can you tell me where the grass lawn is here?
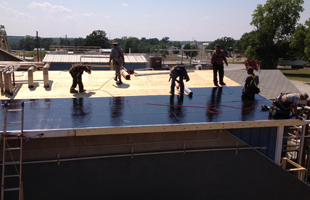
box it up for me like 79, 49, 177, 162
280, 68, 310, 82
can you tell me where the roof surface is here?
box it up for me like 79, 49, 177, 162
1, 86, 276, 132
1, 70, 304, 133
225, 70, 301, 100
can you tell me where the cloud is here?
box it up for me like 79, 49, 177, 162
28, 2, 72, 13
0, 3, 33, 18
63, 14, 78, 20
82, 13, 94, 17
122, 3, 128, 6
105, 15, 111, 19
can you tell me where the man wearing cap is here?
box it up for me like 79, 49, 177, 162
69, 64, 92, 93
242, 67, 260, 100
210, 44, 228, 86
109, 40, 125, 85
270, 92, 309, 118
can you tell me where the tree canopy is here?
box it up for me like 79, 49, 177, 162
19, 35, 35, 51
183, 44, 198, 58
290, 19, 310, 63
84, 30, 109, 48
210, 36, 235, 57
243, 0, 304, 69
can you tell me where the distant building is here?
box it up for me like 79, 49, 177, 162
202, 43, 209, 50
43, 54, 148, 70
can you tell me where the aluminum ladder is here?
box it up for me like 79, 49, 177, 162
1, 102, 24, 200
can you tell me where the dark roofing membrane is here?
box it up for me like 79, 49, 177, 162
1, 86, 277, 131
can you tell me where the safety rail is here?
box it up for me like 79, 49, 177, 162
1, 65, 20, 95
50, 45, 101, 52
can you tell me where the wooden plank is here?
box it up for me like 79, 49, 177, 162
75, 120, 305, 137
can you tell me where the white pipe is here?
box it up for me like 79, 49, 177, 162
43, 63, 50, 88
184, 86, 193, 97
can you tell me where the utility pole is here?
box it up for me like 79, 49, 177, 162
36, 31, 39, 62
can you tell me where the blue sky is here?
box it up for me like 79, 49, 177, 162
1, 0, 309, 41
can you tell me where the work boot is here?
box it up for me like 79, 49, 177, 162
220, 82, 226, 85
79, 89, 86, 93
214, 83, 219, 87
261, 105, 269, 111
70, 89, 78, 93
116, 81, 122, 85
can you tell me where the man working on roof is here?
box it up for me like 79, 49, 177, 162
69, 64, 91, 93
210, 44, 228, 87
242, 67, 260, 100
269, 93, 309, 118
109, 40, 125, 85
169, 65, 190, 96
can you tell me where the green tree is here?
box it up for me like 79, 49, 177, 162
235, 33, 252, 54
73, 37, 85, 46
183, 44, 198, 58
84, 30, 109, 48
290, 19, 310, 63
161, 37, 170, 43
170, 41, 182, 54
244, 0, 304, 69
159, 43, 169, 57
41, 38, 55, 50
210, 36, 235, 57
123, 37, 139, 53
19, 35, 35, 51
148, 38, 160, 45
10, 41, 20, 50
59, 38, 67, 46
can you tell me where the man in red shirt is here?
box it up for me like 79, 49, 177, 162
210, 44, 228, 86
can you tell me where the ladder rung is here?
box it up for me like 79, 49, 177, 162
282, 149, 299, 152
7, 121, 21, 124
283, 144, 299, 147
5, 147, 21, 151
4, 187, 20, 192
8, 109, 22, 112
4, 161, 21, 165
4, 174, 19, 178
4, 132, 22, 137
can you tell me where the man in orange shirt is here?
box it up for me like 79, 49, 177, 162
210, 44, 228, 86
